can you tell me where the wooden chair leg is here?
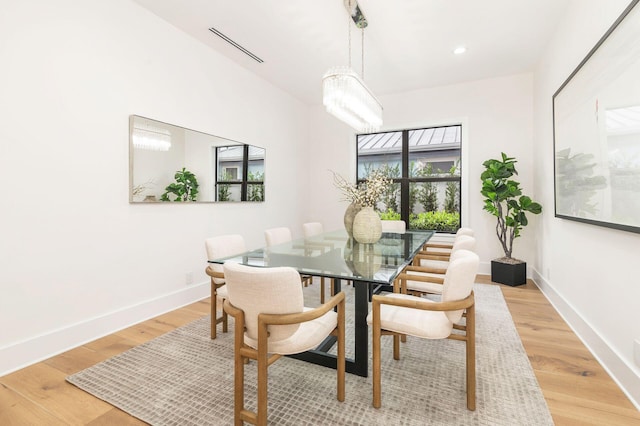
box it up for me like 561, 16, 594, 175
393, 334, 400, 360
210, 281, 217, 339
466, 304, 476, 411
257, 324, 269, 426
211, 282, 228, 338
232, 311, 245, 426
222, 308, 228, 333
320, 277, 325, 304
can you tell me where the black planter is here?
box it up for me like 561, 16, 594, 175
491, 259, 526, 286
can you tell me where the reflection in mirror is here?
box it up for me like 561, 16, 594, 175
129, 115, 265, 203
216, 145, 265, 201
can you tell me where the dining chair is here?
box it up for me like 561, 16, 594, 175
413, 234, 476, 270
368, 249, 479, 410
422, 227, 474, 253
265, 226, 313, 287
406, 235, 476, 296
264, 226, 293, 247
204, 234, 246, 339
302, 222, 334, 302
302, 221, 324, 237
223, 261, 345, 426
380, 219, 406, 233
402, 247, 475, 296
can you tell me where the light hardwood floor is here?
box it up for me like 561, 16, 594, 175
1, 277, 639, 425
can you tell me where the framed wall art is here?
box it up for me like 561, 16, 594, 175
553, 0, 640, 234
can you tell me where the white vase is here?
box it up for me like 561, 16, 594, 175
349, 241, 382, 278
352, 206, 382, 244
343, 202, 362, 236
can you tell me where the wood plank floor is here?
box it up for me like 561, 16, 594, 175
1, 278, 639, 425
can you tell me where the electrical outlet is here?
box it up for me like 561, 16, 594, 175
635, 339, 640, 367
185, 272, 193, 285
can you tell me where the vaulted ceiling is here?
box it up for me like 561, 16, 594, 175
133, 0, 571, 105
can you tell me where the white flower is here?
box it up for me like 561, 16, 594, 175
332, 169, 392, 208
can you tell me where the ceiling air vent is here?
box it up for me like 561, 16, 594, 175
208, 27, 264, 63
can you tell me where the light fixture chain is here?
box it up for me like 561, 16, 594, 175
348, 2, 352, 68
361, 27, 364, 80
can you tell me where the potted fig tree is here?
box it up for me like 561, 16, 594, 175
480, 153, 542, 286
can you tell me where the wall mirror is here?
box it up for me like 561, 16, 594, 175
129, 115, 265, 203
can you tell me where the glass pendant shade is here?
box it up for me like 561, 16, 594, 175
323, 66, 383, 133
132, 126, 171, 151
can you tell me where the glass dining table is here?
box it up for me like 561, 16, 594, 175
208, 228, 434, 377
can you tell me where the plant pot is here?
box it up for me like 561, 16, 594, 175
491, 258, 526, 286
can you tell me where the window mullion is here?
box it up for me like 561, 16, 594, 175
401, 130, 410, 224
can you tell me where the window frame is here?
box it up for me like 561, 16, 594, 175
356, 124, 463, 232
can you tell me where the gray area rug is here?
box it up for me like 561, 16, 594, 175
67, 283, 553, 425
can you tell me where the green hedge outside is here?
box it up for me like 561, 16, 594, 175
380, 210, 460, 233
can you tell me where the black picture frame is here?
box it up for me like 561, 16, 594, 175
553, 0, 640, 234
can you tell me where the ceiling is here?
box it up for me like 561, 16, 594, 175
132, 0, 571, 105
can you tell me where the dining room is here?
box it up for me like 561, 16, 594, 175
1, 0, 640, 425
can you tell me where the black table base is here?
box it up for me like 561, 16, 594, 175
287, 278, 370, 377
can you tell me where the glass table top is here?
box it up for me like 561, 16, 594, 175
208, 229, 434, 285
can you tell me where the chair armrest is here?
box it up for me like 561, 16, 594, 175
413, 254, 450, 267
294, 241, 336, 250
259, 291, 346, 326
397, 272, 444, 293
415, 252, 451, 260
403, 265, 446, 275
398, 272, 444, 285
205, 266, 225, 279
372, 291, 474, 312
423, 242, 454, 250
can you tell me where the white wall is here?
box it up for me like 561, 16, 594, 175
307, 73, 538, 276
0, 0, 309, 375
3, 2, 638, 410
532, 0, 640, 408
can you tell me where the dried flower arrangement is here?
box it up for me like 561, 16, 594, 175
332, 169, 392, 208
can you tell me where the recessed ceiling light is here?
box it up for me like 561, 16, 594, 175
453, 46, 467, 55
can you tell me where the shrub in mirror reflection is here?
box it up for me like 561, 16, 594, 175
160, 168, 199, 202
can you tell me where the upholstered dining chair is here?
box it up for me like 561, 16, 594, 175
204, 234, 246, 339
223, 262, 346, 426
406, 235, 476, 296
368, 249, 479, 410
265, 226, 313, 287
413, 234, 476, 271
264, 226, 293, 247
380, 219, 406, 233
402, 247, 475, 296
302, 222, 335, 303
302, 221, 324, 238
422, 227, 475, 253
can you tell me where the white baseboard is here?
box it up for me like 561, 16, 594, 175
479, 260, 491, 276
531, 268, 640, 410
0, 282, 210, 377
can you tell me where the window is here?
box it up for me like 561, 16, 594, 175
224, 167, 239, 180
215, 145, 265, 201
356, 125, 462, 232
